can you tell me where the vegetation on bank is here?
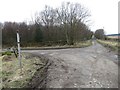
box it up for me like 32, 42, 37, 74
97, 39, 119, 51
0, 53, 49, 88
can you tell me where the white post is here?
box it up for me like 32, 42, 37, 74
17, 30, 22, 69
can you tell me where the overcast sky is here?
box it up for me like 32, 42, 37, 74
0, 0, 119, 34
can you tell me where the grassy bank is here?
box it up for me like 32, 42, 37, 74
97, 39, 119, 51
22, 40, 92, 50
0, 53, 50, 88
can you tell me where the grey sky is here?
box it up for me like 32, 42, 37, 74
0, 0, 119, 34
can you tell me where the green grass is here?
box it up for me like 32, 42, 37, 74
0, 53, 46, 88
2, 51, 12, 56
97, 39, 119, 51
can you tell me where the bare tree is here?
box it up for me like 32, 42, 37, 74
56, 2, 91, 44
37, 6, 57, 42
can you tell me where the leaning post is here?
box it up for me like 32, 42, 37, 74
16, 30, 22, 71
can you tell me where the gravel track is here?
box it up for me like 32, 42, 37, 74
23, 40, 118, 88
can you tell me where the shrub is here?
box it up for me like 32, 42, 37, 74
2, 51, 12, 56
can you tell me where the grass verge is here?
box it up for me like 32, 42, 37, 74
0, 53, 50, 88
97, 39, 119, 51
21, 40, 92, 50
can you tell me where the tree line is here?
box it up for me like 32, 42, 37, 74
1, 2, 93, 47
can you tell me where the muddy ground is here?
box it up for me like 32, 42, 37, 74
23, 40, 118, 88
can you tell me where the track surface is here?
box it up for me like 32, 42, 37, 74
23, 41, 118, 88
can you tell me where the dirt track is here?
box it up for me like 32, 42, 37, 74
23, 41, 118, 88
